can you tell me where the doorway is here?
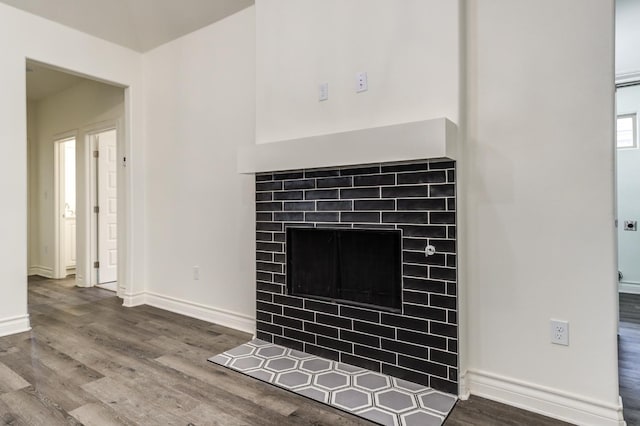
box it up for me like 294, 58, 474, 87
26, 59, 127, 298
616, 84, 640, 293
615, 82, 640, 424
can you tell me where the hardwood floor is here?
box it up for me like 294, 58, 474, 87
620, 292, 640, 425
0, 277, 570, 425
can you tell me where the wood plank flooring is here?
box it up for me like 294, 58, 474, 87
0, 277, 573, 425
619, 292, 640, 425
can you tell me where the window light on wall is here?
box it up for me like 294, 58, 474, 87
617, 113, 637, 149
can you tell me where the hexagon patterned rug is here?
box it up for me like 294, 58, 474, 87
208, 338, 457, 426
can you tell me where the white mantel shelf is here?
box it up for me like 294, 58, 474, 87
238, 118, 458, 174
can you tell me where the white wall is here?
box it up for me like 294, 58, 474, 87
28, 79, 124, 285
465, 0, 621, 423
0, 2, 144, 336
616, 0, 640, 76
141, 7, 256, 332
255, 0, 462, 143
616, 84, 640, 290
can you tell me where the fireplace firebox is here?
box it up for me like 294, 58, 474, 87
287, 228, 402, 311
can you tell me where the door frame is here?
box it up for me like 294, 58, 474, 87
82, 120, 123, 296
53, 131, 77, 280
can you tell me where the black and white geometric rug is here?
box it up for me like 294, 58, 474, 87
209, 339, 457, 426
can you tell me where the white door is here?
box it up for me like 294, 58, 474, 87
97, 129, 117, 284
54, 137, 77, 279
63, 140, 76, 273
65, 217, 76, 269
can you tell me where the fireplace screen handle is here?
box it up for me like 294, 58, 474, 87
425, 245, 436, 257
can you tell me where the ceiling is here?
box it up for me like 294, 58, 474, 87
0, 0, 254, 52
26, 61, 86, 101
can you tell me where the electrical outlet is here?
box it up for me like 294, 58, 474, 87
193, 266, 200, 281
319, 82, 328, 101
550, 319, 569, 346
356, 71, 368, 92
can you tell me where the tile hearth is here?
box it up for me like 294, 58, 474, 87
209, 338, 457, 426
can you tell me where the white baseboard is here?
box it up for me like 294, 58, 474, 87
28, 265, 53, 278
464, 370, 625, 426
121, 291, 146, 307
0, 315, 31, 337
143, 291, 255, 335
75, 274, 89, 288
618, 281, 640, 295
119, 291, 255, 337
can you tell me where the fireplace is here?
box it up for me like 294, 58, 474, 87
255, 160, 458, 394
287, 228, 402, 311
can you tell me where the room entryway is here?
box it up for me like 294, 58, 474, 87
615, 82, 640, 424
616, 83, 640, 294
26, 59, 126, 297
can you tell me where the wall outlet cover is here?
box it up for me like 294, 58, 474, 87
193, 265, 200, 280
356, 72, 368, 92
550, 319, 569, 346
319, 82, 328, 101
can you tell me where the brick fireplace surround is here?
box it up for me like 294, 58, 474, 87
253, 160, 458, 394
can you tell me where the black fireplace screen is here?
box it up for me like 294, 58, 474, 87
286, 228, 402, 311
